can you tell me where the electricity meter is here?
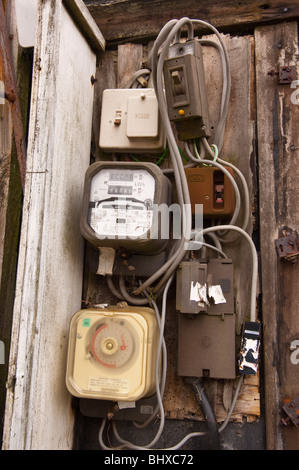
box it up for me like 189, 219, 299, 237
80, 161, 171, 254
65, 305, 160, 402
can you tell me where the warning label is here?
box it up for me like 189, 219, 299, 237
88, 376, 130, 395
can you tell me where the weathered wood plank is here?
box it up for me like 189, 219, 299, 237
0, 0, 26, 189
84, 0, 299, 44
2, 0, 101, 450
0, 53, 11, 291
117, 42, 143, 88
0, 0, 27, 445
91, 50, 117, 161
255, 21, 299, 450
63, 0, 106, 52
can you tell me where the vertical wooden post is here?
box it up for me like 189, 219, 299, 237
255, 21, 299, 450
2, 0, 104, 450
0, 0, 27, 445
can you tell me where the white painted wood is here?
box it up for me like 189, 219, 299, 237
14, 0, 37, 48
62, 0, 105, 53
2, 0, 104, 450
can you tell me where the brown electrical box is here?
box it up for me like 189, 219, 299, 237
176, 258, 236, 379
178, 313, 236, 379
185, 166, 235, 219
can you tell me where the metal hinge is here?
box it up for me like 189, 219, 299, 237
281, 396, 299, 427
268, 65, 296, 84
275, 230, 299, 263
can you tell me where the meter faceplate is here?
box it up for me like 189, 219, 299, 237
89, 167, 155, 240
80, 161, 171, 254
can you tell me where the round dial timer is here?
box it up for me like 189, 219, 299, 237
91, 319, 134, 368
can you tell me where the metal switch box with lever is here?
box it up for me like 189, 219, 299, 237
163, 40, 211, 140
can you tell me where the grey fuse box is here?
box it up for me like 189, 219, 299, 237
163, 40, 211, 141
178, 314, 236, 379
176, 258, 236, 379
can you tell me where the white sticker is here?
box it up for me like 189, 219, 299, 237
190, 282, 226, 306
96, 246, 115, 276
208, 285, 227, 305
190, 282, 209, 305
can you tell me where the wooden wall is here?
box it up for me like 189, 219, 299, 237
84, 0, 299, 44
1, 0, 299, 451
86, 34, 260, 428
82, 1, 299, 450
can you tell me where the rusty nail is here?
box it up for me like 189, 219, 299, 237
90, 75, 97, 85
268, 69, 279, 77
281, 417, 291, 426
290, 145, 296, 151
4, 91, 16, 104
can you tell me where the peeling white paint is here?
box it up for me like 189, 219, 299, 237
2, 0, 104, 451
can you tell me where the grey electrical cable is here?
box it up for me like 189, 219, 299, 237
122, 68, 151, 89
134, 19, 196, 296
106, 275, 124, 300
204, 232, 225, 258
216, 157, 251, 242
191, 19, 231, 152
134, 17, 233, 296
218, 375, 244, 433
132, 290, 168, 429
119, 276, 149, 305
190, 240, 227, 258
198, 39, 230, 155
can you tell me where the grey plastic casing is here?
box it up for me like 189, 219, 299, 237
80, 161, 172, 255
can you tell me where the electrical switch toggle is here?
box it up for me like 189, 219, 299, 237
171, 70, 185, 96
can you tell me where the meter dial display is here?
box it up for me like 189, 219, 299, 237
89, 168, 155, 239
90, 318, 135, 368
